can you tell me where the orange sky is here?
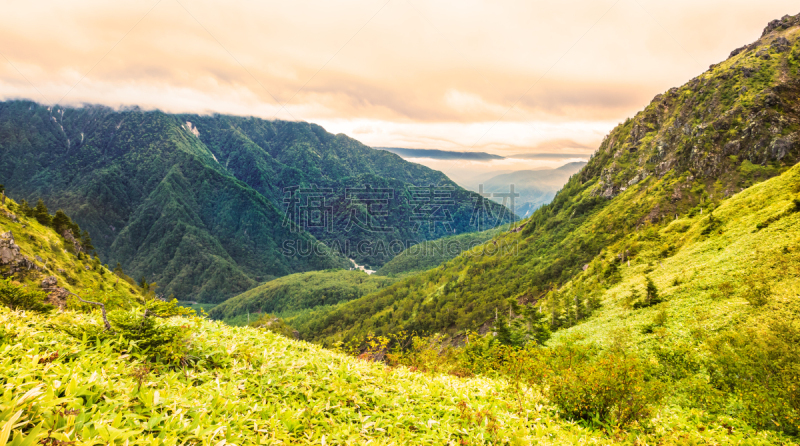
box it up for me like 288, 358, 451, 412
1, 1, 797, 156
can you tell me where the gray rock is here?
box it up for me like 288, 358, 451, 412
770, 137, 794, 160
0, 231, 38, 273
41, 276, 58, 288
771, 36, 790, 52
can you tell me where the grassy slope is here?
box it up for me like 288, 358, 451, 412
551, 156, 800, 350
294, 18, 800, 344
3, 308, 792, 445
375, 226, 504, 278
208, 270, 396, 326
0, 198, 140, 299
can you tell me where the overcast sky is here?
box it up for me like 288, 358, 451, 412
1, 1, 797, 156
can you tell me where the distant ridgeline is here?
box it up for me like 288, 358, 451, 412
0, 103, 512, 302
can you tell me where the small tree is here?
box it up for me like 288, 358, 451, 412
18, 199, 33, 217
52, 210, 73, 235
0, 278, 54, 313
33, 199, 52, 226
80, 229, 95, 253
645, 276, 661, 305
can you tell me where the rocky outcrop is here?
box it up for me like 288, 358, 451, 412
0, 209, 18, 223
40, 276, 69, 309
0, 231, 39, 275
62, 230, 82, 254
583, 12, 800, 200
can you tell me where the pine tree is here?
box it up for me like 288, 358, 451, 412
33, 199, 52, 226
80, 230, 95, 253
645, 276, 661, 306
52, 210, 72, 235
19, 199, 33, 217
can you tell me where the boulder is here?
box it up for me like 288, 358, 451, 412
0, 232, 38, 274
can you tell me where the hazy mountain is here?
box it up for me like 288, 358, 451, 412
481, 162, 588, 217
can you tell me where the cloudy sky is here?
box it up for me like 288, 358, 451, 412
1, 0, 796, 160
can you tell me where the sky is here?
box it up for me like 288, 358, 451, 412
1, 0, 797, 169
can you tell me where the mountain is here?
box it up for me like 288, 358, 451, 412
0, 102, 511, 302
374, 147, 504, 160
296, 12, 800, 343
374, 225, 505, 277
208, 269, 396, 325
0, 196, 140, 306
481, 161, 587, 217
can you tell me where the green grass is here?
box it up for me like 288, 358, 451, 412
4, 307, 796, 445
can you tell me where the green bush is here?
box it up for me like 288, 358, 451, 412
707, 316, 800, 436
546, 350, 663, 429
60, 298, 194, 365
0, 278, 53, 313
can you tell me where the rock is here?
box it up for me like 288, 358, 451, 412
756, 49, 771, 60
771, 36, 790, 52
61, 230, 82, 254
0, 209, 18, 222
35, 255, 44, 263
44, 287, 69, 310
582, 264, 589, 271
0, 231, 38, 274
741, 66, 756, 78
41, 276, 58, 288
762, 14, 799, 37
729, 44, 753, 58
770, 137, 794, 160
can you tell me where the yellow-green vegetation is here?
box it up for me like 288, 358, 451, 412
209, 270, 396, 327
4, 307, 796, 445
0, 198, 140, 302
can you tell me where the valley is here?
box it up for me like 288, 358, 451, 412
1, 7, 800, 446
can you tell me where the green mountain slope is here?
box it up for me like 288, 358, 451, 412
296, 13, 800, 343
0, 197, 140, 305
375, 225, 505, 277
0, 102, 510, 301
208, 270, 396, 325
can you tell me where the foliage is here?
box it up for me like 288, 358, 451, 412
707, 304, 800, 436
58, 297, 194, 364
0, 101, 510, 302
0, 278, 53, 313
210, 270, 395, 325
375, 226, 504, 277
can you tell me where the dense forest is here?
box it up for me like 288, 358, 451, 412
0, 104, 511, 301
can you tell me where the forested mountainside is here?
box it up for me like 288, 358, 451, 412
297, 13, 800, 343
0, 102, 510, 302
208, 270, 395, 326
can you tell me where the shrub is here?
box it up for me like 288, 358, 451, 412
547, 350, 663, 429
0, 278, 54, 313
707, 316, 800, 436
60, 298, 194, 365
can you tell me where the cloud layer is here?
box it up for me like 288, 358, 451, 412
1, 0, 797, 152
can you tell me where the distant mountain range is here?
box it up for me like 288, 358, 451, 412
0, 101, 511, 302
481, 162, 588, 217
375, 146, 591, 161
374, 147, 503, 160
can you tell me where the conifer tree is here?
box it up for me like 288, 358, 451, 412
80, 230, 95, 253
645, 276, 661, 306
33, 199, 52, 226
52, 210, 72, 235
19, 199, 33, 217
